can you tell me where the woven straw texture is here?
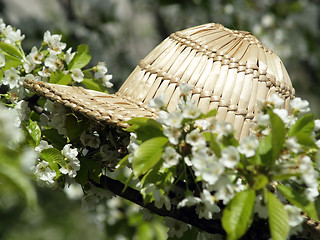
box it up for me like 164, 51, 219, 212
24, 23, 295, 139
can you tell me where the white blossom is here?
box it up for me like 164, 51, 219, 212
290, 97, 310, 113
268, 93, 284, 108
2, 68, 22, 89
162, 146, 181, 168
94, 62, 113, 88
179, 82, 192, 95
177, 194, 201, 208
314, 119, 320, 132
220, 146, 240, 168
163, 126, 181, 145
164, 217, 189, 238
254, 195, 268, 219
273, 108, 291, 124
60, 144, 80, 178
256, 113, 270, 127
3, 25, 25, 44
149, 95, 165, 109
44, 53, 63, 72
0, 53, 5, 68
181, 103, 202, 119
71, 68, 84, 83
165, 111, 183, 128
286, 137, 301, 154
186, 128, 206, 150
284, 205, 304, 227
35, 140, 53, 153
237, 135, 259, 158
0, 105, 23, 144
65, 47, 75, 65
34, 161, 56, 188
197, 189, 220, 219
43, 31, 66, 54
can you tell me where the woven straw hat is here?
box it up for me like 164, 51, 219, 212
24, 23, 295, 139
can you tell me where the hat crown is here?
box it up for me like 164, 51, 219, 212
117, 23, 294, 138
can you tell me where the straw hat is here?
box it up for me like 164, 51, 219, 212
23, 23, 295, 139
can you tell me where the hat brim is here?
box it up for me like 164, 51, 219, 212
23, 79, 157, 128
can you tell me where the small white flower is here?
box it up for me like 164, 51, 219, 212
186, 128, 206, 150
166, 111, 183, 128
65, 47, 75, 65
162, 146, 181, 168
71, 68, 84, 83
284, 205, 304, 227
179, 82, 193, 95
237, 135, 259, 158
43, 31, 66, 54
101, 74, 113, 88
214, 183, 234, 205
34, 161, 56, 188
268, 93, 284, 108
182, 104, 202, 119
44, 53, 63, 72
197, 189, 220, 219
212, 121, 234, 140
254, 195, 268, 219
163, 126, 181, 145
61, 144, 80, 178
194, 119, 210, 131
273, 108, 291, 124
201, 161, 224, 185
2, 68, 22, 89
256, 113, 270, 127
149, 95, 165, 109
0, 53, 5, 68
164, 217, 189, 238
220, 146, 240, 168
314, 119, 320, 132
286, 137, 301, 154
35, 140, 53, 153
177, 194, 201, 208
156, 110, 169, 125
3, 25, 25, 44
28, 46, 43, 64
290, 97, 310, 114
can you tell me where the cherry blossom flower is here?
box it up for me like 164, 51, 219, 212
149, 95, 165, 109
220, 146, 240, 168
34, 161, 56, 188
162, 146, 181, 168
290, 97, 310, 114
237, 135, 259, 158
0, 53, 5, 68
71, 68, 84, 83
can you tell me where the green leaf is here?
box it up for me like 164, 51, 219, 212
209, 133, 221, 158
76, 157, 101, 185
253, 174, 269, 190
268, 109, 286, 165
65, 114, 89, 142
28, 119, 41, 147
126, 117, 164, 141
0, 160, 37, 209
42, 128, 67, 149
289, 113, 314, 137
40, 148, 66, 168
81, 78, 107, 92
132, 137, 168, 177
222, 189, 255, 240
197, 109, 217, 120
267, 191, 289, 240
68, 44, 91, 70
49, 71, 72, 85
0, 42, 24, 59
277, 184, 318, 221
258, 134, 272, 165
295, 132, 316, 147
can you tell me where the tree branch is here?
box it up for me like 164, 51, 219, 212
92, 175, 226, 235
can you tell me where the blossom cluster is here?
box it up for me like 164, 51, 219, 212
126, 83, 320, 239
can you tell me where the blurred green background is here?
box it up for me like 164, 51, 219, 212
0, 0, 319, 239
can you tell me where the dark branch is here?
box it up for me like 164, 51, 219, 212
93, 175, 226, 235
